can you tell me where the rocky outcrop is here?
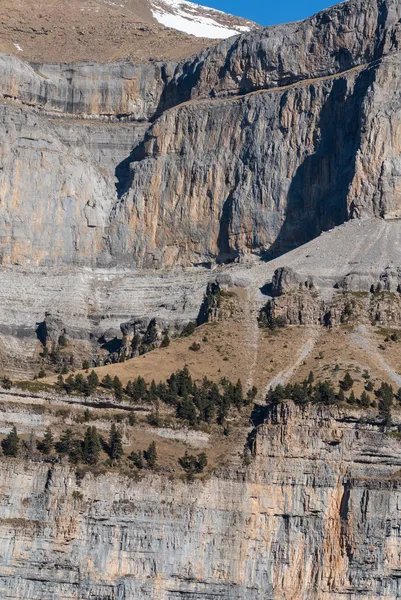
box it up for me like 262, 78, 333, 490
161, 0, 401, 104
2, 402, 401, 598
267, 263, 401, 327
0, 54, 170, 121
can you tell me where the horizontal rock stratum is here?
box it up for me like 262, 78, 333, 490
2, 402, 401, 598
1, 0, 401, 268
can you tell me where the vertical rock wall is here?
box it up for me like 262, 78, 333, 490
1, 403, 401, 598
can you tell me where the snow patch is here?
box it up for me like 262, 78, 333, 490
151, 0, 252, 39
13, 43, 23, 52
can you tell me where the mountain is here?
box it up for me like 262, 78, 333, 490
3, 0, 401, 598
0, 0, 258, 63
150, 0, 257, 38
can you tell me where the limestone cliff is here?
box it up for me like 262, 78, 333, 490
2, 0, 401, 267
1, 402, 401, 598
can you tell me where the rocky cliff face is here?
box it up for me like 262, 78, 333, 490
266, 265, 401, 327
2, 0, 401, 268
1, 402, 401, 599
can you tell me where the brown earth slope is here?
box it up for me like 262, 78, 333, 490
0, 0, 257, 63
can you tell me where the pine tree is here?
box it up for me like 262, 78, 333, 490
314, 381, 336, 405
1, 426, 20, 457
37, 426, 54, 455
82, 360, 90, 371
337, 388, 345, 403
347, 391, 356, 405
56, 429, 75, 455
64, 374, 75, 393
233, 379, 243, 408
291, 383, 309, 405
245, 386, 258, 405
143, 319, 157, 346
87, 370, 99, 392
340, 371, 354, 391
144, 441, 157, 469
74, 373, 85, 393
377, 382, 393, 425
149, 379, 157, 401
179, 451, 208, 481
109, 423, 123, 460
56, 374, 64, 391
129, 450, 143, 469
176, 397, 197, 425
113, 376, 123, 400
101, 374, 113, 389
82, 426, 101, 465
360, 391, 371, 408
125, 381, 134, 398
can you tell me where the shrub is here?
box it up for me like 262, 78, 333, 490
1, 377, 12, 390
58, 333, 68, 347
161, 333, 170, 348
182, 322, 196, 337
189, 342, 201, 352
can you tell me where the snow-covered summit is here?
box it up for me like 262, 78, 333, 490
150, 0, 258, 38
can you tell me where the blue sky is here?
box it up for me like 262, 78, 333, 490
199, 0, 336, 26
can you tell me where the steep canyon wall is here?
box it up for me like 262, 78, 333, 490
2, 0, 401, 268
1, 403, 401, 598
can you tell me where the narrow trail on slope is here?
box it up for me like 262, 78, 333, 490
244, 287, 262, 391
265, 329, 320, 394
351, 325, 401, 387
162, 62, 368, 117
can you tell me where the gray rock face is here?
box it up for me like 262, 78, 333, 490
0, 54, 169, 121
268, 266, 401, 327
272, 266, 317, 296
2, 402, 401, 598
161, 0, 401, 104
2, 0, 401, 268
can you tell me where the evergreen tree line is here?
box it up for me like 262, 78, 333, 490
1, 424, 124, 465
1, 426, 208, 479
267, 370, 399, 426
57, 366, 257, 427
